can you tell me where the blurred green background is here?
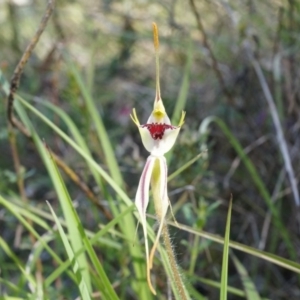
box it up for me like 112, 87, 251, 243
0, 0, 300, 299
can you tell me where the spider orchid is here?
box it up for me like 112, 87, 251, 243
131, 23, 185, 295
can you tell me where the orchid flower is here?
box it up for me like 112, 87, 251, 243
131, 23, 185, 295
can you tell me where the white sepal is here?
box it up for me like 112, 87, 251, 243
134, 156, 156, 294
138, 125, 181, 156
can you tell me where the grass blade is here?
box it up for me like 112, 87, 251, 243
231, 253, 261, 300
220, 196, 232, 300
35, 140, 92, 293
67, 58, 123, 186
168, 151, 207, 182
166, 39, 193, 163
167, 220, 300, 274
0, 195, 77, 285
171, 39, 193, 125
46, 202, 91, 300
43, 141, 119, 299
0, 237, 36, 292
191, 276, 269, 300
0, 278, 30, 298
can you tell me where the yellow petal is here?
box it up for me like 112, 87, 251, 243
150, 156, 169, 269
178, 111, 186, 126
130, 108, 140, 126
152, 98, 166, 121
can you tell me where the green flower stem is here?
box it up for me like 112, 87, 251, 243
151, 158, 188, 298
162, 223, 188, 300
188, 234, 200, 275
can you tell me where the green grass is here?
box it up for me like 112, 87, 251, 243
1, 2, 300, 298
220, 196, 232, 300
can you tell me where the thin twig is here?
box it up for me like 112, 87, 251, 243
258, 168, 285, 250
52, 151, 112, 220
189, 0, 234, 104
5, 101, 112, 220
8, 126, 27, 204
271, 7, 284, 121
271, 7, 284, 67
5, 1, 56, 288
4, 0, 111, 219
250, 55, 300, 207
223, 135, 269, 189
7, 0, 55, 135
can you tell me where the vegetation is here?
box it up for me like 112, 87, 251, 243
0, 0, 300, 299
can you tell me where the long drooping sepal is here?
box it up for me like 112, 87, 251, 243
135, 156, 156, 294
149, 156, 169, 269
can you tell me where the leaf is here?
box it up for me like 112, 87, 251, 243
220, 196, 232, 300
231, 253, 261, 300
47, 202, 92, 300
166, 220, 300, 275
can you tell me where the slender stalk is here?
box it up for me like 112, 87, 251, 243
150, 158, 187, 297
8, 125, 45, 294
188, 234, 200, 275
152, 23, 161, 101
162, 223, 188, 300
251, 57, 299, 207
189, 0, 234, 104
7, 0, 55, 135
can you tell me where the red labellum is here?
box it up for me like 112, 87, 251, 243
142, 123, 175, 140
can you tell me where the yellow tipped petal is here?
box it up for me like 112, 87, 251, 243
147, 266, 157, 295
178, 111, 186, 127
130, 108, 140, 126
